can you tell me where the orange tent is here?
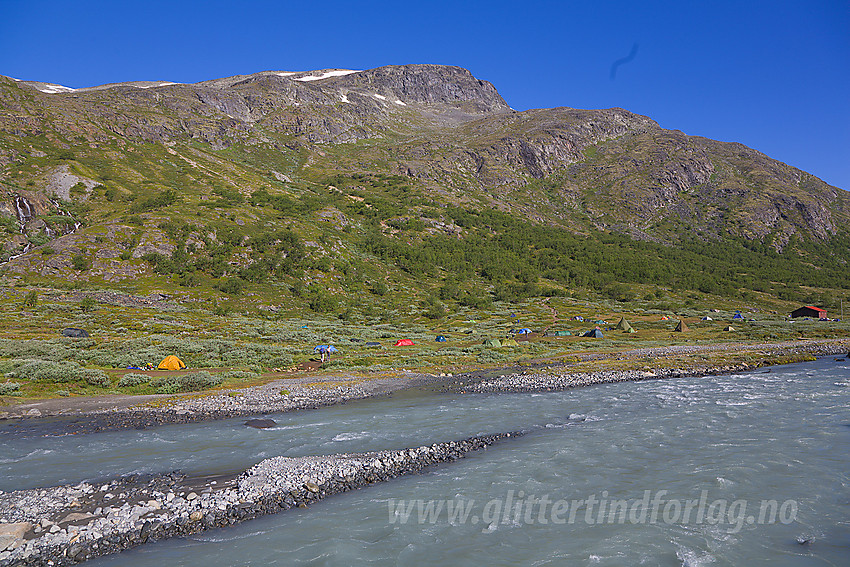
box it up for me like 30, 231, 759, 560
158, 355, 186, 370
394, 339, 414, 346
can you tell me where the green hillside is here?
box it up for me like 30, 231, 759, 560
0, 64, 848, 325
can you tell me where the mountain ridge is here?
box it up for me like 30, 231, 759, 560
0, 63, 847, 313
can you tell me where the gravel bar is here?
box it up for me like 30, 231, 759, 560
469, 340, 850, 393
1, 380, 381, 436
0, 432, 519, 566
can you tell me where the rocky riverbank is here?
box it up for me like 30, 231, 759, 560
0, 432, 517, 566
468, 340, 850, 393
0, 377, 400, 436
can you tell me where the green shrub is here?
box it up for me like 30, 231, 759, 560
422, 299, 447, 320
371, 281, 388, 296
476, 349, 509, 363
28, 232, 51, 246
0, 382, 21, 395
179, 272, 201, 287
6, 359, 75, 382
84, 371, 111, 387
70, 182, 87, 196
216, 277, 244, 295
308, 289, 339, 313
149, 371, 222, 394
117, 373, 150, 387
213, 304, 232, 316
4, 359, 109, 387
129, 188, 180, 213
72, 254, 90, 271
23, 291, 38, 308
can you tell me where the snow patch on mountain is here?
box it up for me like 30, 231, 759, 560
138, 82, 179, 89
295, 70, 360, 82
37, 83, 76, 94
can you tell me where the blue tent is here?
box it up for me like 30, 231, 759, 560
518, 328, 532, 334
365, 342, 381, 347
435, 336, 447, 342
732, 313, 744, 320
583, 329, 604, 338
313, 345, 338, 354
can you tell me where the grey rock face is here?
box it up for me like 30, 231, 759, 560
334, 64, 510, 113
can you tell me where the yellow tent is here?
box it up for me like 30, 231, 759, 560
158, 355, 186, 370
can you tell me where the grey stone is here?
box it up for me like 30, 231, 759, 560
60, 512, 95, 524
244, 418, 276, 429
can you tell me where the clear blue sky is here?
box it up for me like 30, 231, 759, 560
1, 0, 847, 190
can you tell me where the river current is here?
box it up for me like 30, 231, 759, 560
2, 357, 848, 565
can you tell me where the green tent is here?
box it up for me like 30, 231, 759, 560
483, 338, 502, 347
502, 338, 519, 346
554, 330, 572, 336
625, 327, 637, 333
615, 317, 633, 331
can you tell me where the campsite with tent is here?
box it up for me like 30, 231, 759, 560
1, 285, 847, 402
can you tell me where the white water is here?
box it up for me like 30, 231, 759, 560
3, 357, 848, 565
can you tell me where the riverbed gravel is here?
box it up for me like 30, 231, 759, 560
468, 340, 850, 393
0, 432, 517, 566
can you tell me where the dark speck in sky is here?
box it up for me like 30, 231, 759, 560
610, 43, 639, 80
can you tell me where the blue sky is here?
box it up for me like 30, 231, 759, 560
1, 0, 847, 190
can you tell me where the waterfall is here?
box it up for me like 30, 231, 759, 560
14, 195, 34, 232
49, 199, 82, 235
6, 243, 31, 262
1, 196, 82, 264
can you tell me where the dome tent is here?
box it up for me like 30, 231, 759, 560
158, 355, 185, 370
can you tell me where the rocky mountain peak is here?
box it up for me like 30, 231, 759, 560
331, 64, 511, 114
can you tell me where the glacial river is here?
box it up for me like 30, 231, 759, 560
2, 357, 849, 566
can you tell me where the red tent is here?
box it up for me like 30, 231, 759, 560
394, 339, 414, 346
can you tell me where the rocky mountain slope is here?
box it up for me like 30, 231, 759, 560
0, 64, 847, 312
